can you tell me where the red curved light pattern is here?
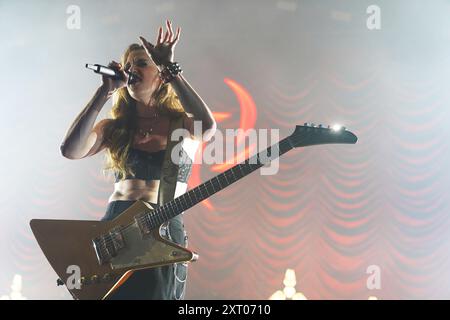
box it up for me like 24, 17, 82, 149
188, 78, 257, 211
211, 78, 257, 172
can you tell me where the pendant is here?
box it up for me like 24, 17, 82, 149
143, 129, 152, 137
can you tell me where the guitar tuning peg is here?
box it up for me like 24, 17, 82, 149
304, 122, 309, 126
318, 124, 323, 128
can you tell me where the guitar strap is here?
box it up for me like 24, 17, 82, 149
157, 115, 185, 206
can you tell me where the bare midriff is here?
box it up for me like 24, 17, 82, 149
108, 179, 160, 203
107, 113, 171, 204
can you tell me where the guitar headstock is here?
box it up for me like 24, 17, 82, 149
288, 123, 358, 148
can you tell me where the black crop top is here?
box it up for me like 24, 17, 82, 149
114, 148, 192, 183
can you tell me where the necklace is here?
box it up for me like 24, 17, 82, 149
136, 112, 159, 138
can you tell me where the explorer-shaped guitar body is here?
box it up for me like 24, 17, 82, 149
30, 200, 196, 300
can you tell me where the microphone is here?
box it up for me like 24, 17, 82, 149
85, 63, 126, 80
85, 63, 140, 85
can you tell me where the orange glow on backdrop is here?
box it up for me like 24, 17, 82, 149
189, 78, 258, 210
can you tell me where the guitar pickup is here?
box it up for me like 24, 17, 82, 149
92, 227, 125, 265
135, 212, 155, 237
109, 227, 125, 252
92, 236, 111, 265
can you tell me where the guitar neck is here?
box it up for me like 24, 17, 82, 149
145, 137, 294, 226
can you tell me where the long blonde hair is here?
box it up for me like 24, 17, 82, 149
102, 43, 185, 180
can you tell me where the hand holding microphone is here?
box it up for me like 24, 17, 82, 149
86, 61, 128, 94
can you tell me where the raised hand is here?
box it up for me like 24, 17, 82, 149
139, 19, 181, 67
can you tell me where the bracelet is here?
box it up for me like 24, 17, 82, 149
159, 62, 182, 84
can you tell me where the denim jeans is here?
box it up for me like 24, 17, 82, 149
102, 200, 188, 300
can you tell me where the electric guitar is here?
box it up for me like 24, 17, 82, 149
30, 123, 357, 300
